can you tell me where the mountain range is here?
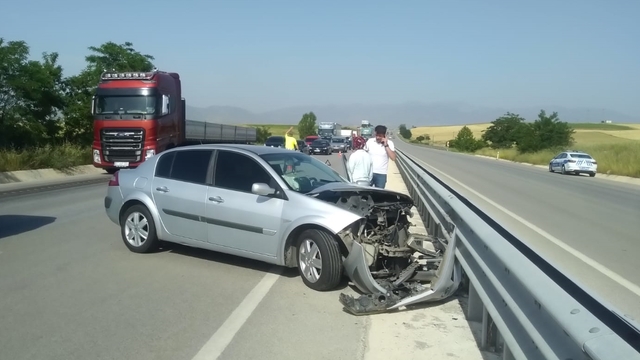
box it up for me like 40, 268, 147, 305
185, 101, 639, 127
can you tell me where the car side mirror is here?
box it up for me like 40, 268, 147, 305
252, 183, 276, 196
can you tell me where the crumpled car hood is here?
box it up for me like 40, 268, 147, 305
306, 182, 414, 206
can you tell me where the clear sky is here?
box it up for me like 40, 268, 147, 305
1, 0, 638, 115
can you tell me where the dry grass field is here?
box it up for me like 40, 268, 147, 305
410, 122, 640, 178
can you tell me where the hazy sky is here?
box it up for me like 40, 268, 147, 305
1, 0, 638, 115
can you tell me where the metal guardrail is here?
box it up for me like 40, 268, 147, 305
394, 149, 640, 360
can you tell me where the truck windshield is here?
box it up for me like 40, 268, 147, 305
94, 95, 157, 115
318, 129, 333, 137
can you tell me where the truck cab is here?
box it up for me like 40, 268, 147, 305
92, 70, 184, 173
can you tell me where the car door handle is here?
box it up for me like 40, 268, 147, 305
156, 186, 169, 193
209, 196, 224, 203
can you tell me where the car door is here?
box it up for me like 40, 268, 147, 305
152, 149, 213, 242
204, 149, 286, 257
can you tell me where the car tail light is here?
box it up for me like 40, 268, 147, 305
108, 172, 120, 186
567, 159, 576, 163
592, 161, 597, 164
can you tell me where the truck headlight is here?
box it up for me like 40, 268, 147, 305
145, 149, 155, 159
93, 150, 101, 164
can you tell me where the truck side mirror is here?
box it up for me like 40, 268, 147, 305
91, 96, 96, 114
161, 95, 169, 115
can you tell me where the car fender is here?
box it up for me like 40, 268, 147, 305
278, 212, 362, 263
120, 190, 164, 238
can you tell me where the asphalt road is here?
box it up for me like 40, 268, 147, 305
0, 153, 367, 360
395, 140, 640, 323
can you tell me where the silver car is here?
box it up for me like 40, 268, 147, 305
104, 144, 443, 314
330, 137, 348, 153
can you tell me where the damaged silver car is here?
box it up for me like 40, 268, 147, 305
104, 144, 450, 315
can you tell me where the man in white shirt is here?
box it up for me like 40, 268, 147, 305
347, 136, 372, 186
364, 125, 396, 188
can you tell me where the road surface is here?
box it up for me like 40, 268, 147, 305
0, 154, 367, 360
396, 140, 640, 323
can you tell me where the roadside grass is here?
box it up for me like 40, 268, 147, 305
475, 132, 640, 178
408, 122, 640, 177
244, 124, 300, 139
0, 143, 91, 172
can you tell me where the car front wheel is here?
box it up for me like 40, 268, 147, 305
296, 229, 343, 291
120, 204, 159, 253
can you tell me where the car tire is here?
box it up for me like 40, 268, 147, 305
589, 172, 596, 177
120, 204, 159, 254
561, 165, 567, 175
296, 229, 343, 291
549, 164, 554, 172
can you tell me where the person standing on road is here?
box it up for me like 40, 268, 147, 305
364, 125, 396, 188
347, 136, 372, 186
284, 126, 298, 151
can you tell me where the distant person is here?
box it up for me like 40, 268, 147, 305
284, 126, 298, 151
364, 125, 396, 188
347, 136, 372, 186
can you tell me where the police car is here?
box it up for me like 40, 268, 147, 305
548, 150, 598, 177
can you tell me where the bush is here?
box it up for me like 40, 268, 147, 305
0, 143, 91, 172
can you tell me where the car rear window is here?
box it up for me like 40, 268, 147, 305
570, 153, 593, 159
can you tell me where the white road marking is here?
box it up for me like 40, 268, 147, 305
411, 156, 640, 298
191, 267, 282, 360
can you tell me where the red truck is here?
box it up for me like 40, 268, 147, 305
91, 69, 257, 174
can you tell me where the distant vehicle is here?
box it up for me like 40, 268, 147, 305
549, 150, 598, 177
104, 144, 439, 314
309, 139, 331, 155
318, 122, 341, 139
360, 120, 373, 139
91, 70, 256, 174
304, 135, 319, 145
297, 140, 309, 154
264, 136, 285, 148
330, 136, 349, 153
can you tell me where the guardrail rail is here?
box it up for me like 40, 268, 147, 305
393, 149, 640, 360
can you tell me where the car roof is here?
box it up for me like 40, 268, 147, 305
167, 143, 296, 156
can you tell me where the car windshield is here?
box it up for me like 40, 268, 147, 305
311, 140, 328, 146
260, 152, 346, 193
332, 138, 345, 143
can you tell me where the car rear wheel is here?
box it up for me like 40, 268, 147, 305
120, 204, 159, 253
296, 229, 343, 291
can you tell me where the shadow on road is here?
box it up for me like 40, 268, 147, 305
0, 214, 57, 239
0, 172, 20, 184
156, 242, 350, 290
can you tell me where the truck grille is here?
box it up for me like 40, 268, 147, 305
100, 128, 145, 163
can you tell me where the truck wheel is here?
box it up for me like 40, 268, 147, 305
106, 168, 118, 174
120, 204, 159, 253
296, 229, 343, 291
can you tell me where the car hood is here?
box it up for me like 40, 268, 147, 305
306, 182, 414, 206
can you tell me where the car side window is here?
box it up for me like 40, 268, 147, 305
214, 150, 275, 193
155, 152, 175, 178
169, 149, 213, 185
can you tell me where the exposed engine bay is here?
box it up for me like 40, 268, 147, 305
312, 188, 448, 315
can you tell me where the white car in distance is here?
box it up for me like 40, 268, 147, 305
549, 150, 598, 177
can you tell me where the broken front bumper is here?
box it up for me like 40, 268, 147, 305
340, 232, 462, 315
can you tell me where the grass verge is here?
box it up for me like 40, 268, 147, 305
475, 141, 640, 178
0, 143, 92, 172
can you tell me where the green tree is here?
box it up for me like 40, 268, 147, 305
514, 110, 574, 153
0, 38, 66, 148
450, 126, 484, 152
297, 111, 317, 139
62, 41, 155, 145
398, 124, 412, 139
256, 125, 272, 143
481, 112, 526, 149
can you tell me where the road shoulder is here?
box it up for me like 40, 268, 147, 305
363, 160, 493, 360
